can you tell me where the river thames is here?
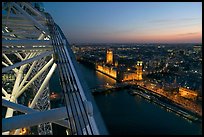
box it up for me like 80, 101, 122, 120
50, 62, 202, 135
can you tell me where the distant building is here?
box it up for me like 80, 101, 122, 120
96, 49, 117, 79
96, 64, 117, 79
115, 61, 118, 67
106, 50, 113, 65
162, 83, 178, 93
179, 87, 198, 100
122, 72, 137, 81
120, 61, 143, 81
193, 45, 202, 53
136, 61, 143, 80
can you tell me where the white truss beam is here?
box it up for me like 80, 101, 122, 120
11, 2, 49, 35
26, 51, 37, 59
2, 53, 14, 65
2, 96, 9, 100
2, 107, 67, 132
2, 14, 45, 23
2, 61, 18, 73
2, 35, 18, 40
2, 61, 9, 67
2, 88, 9, 98
2, 51, 53, 73
38, 33, 45, 40
2, 19, 45, 27
14, 53, 24, 61
30, 63, 57, 108
3, 47, 52, 53
11, 62, 28, 97
5, 95, 16, 119
2, 39, 52, 46
15, 58, 54, 98
6, 3, 11, 26
18, 61, 37, 90
21, 2, 46, 20
2, 99, 69, 128
3, 99, 35, 113
3, 30, 29, 36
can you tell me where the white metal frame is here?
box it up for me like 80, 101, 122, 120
2, 2, 57, 135
2, 2, 106, 135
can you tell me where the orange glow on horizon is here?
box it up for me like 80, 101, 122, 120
90, 26, 202, 43
102, 32, 202, 43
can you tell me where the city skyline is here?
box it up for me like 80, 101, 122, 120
2, 2, 202, 135
44, 2, 202, 44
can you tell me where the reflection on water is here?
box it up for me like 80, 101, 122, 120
95, 71, 116, 86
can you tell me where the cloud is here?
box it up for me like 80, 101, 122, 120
150, 19, 173, 23
177, 32, 199, 36
149, 18, 199, 24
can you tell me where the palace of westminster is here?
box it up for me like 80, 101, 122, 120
96, 49, 143, 82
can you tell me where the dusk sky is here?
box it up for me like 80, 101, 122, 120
44, 2, 202, 44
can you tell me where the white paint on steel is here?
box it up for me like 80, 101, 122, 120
11, 2, 49, 35
2, 107, 67, 132
2, 99, 69, 128
2, 39, 52, 46
30, 63, 57, 108
16, 58, 54, 98
2, 51, 53, 73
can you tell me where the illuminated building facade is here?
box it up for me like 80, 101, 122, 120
136, 61, 143, 80
121, 61, 143, 81
179, 87, 198, 100
115, 61, 118, 67
96, 65, 117, 79
96, 49, 143, 82
106, 50, 113, 65
122, 72, 137, 81
96, 50, 116, 79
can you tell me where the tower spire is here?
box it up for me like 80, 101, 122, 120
106, 49, 113, 65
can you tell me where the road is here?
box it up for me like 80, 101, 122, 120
129, 81, 202, 117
